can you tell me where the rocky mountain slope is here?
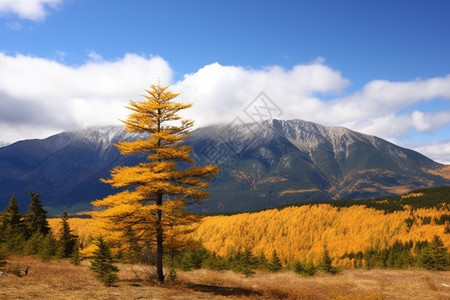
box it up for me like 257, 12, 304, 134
1, 119, 449, 214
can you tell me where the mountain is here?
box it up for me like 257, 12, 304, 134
190, 119, 450, 212
0, 127, 147, 214
1, 119, 449, 215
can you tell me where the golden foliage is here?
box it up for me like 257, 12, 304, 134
191, 204, 450, 266
48, 217, 100, 256
50, 203, 449, 266
90, 84, 219, 279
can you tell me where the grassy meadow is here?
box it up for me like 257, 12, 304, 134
0, 255, 449, 299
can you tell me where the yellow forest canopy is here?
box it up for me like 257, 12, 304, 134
192, 204, 450, 266
49, 203, 450, 265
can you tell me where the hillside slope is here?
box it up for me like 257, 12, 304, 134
0, 127, 146, 213
192, 187, 450, 266
1, 119, 449, 214
48, 187, 450, 268
189, 119, 449, 212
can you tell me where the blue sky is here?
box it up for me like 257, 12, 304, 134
0, 0, 450, 163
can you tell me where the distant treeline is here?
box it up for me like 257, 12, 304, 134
285, 186, 450, 213
201, 186, 450, 217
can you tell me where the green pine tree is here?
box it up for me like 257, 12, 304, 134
202, 252, 228, 270
24, 193, 50, 236
320, 246, 338, 274
90, 237, 119, 286
269, 250, 282, 272
419, 235, 449, 271
38, 231, 57, 260
292, 260, 317, 276
228, 248, 256, 276
1, 196, 22, 229
24, 232, 45, 255
1, 196, 26, 253
58, 211, 78, 258
70, 240, 81, 265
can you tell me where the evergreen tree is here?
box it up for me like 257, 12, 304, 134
292, 260, 317, 276
0, 196, 25, 253
70, 240, 81, 265
179, 248, 208, 270
24, 232, 45, 255
320, 246, 337, 274
90, 237, 119, 286
58, 211, 78, 258
419, 235, 449, 271
92, 84, 219, 283
202, 252, 228, 270
269, 250, 282, 272
228, 248, 257, 276
430, 235, 449, 270
24, 193, 50, 236
292, 260, 304, 274
256, 251, 270, 270
39, 231, 57, 260
1, 196, 22, 229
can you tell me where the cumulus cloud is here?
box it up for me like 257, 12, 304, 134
321, 76, 450, 120
411, 110, 450, 134
313, 76, 450, 138
413, 141, 450, 165
1, 52, 450, 164
173, 62, 349, 127
0, 0, 65, 20
0, 52, 172, 141
172, 63, 450, 144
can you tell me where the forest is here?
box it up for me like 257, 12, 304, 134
1, 187, 449, 282
190, 187, 450, 272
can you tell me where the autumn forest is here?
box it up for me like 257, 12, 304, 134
1, 84, 449, 298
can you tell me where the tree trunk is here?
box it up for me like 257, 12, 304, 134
156, 192, 164, 283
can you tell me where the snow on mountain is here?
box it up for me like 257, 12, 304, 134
0, 120, 449, 215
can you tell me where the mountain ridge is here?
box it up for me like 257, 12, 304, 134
188, 119, 447, 212
0, 119, 448, 215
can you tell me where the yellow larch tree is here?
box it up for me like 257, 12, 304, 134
91, 84, 219, 283
192, 204, 450, 267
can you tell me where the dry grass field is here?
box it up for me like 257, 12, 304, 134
0, 256, 449, 299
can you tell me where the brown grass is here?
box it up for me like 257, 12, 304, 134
426, 166, 450, 180
279, 188, 320, 196
401, 192, 425, 199
1, 256, 449, 299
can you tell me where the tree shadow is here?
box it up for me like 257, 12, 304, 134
186, 283, 263, 297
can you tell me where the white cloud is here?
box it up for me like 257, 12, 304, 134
348, 114, 412, 139
1, 52, 450, 164
173, 62, 349, 127
412, 140, 450, 165
312, 76, 450, 138
0, 53, 172, 141
411, 110, 450, 134
87, 50, 102, 62
173, 63, 450, 143
0, 0, 65, 20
